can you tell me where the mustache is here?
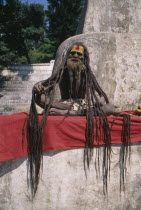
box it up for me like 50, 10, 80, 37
66, 58, 82, 71
67, 57, 81, 62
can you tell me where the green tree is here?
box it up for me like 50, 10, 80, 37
0, 41, 16, 69
0, 0, 45, 64
0, 0, 86, 66
29, 38, 55, 63
46, 0, 85, 56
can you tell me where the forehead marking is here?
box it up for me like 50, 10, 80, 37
76, 45, 80, 50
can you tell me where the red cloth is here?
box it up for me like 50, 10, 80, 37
0, 111, 141, 162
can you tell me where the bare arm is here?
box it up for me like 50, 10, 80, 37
34, 82, 71, 110
35, 93, 71, 110
34, 83, 115, 115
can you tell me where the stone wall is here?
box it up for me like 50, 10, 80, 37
1, 147, 141, 210
51, 0, 141, 111
76, 0, 141, 111
0, 62, 54, 114
83, 0, 141, 34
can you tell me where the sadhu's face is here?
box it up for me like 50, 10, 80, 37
68, 44, 84, 62
66, 45, 84, 72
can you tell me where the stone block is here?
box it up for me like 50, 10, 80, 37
83, 0, 141, 34
1, 147, 141, 209
57, 32, 141, 110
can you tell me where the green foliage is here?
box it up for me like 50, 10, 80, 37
0, 40, 17, 68
0, 0, 46, 65
4, 106, 14, 111
29, 39, 55, 63
0, 0, 85, 66
46, 0, 85, 54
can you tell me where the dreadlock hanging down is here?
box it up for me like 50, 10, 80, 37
26, 42, 131, 198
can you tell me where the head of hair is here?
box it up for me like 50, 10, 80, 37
26, 42, 131, 198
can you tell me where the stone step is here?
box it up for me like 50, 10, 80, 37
0, 84, 34, 89
0, 92, 32, 97
0, 63, 52, 115
0, 112, 13, 115
3, 69, 52, 75
0, 106, 15, 112
0, 85, 33, 89
0, 110, 27, 115
0, 102, 42, 114
0, 103, 30, 110
0, 80, 39, 85
0, 86, 33, 91
0, 87, 33, 92
0, 74, 50, 81
0, 103, 31, 108
8, 63, 54, 71
0, 99, 31, 104
0, 81, 37, 88
1, 97, 32, 101
0, 95, 32, 100
0, 103, 40, 109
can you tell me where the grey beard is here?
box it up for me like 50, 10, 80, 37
66, 59, 85, 98
66, 58, 84, 76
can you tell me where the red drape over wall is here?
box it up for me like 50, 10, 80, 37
0, 111, 141, 162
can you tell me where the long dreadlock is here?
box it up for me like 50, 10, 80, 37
26, 42, 131, 197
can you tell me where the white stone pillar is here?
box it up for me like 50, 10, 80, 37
73, 0, 141, 111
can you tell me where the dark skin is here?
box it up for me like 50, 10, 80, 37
34, 50, 115, 116
35, 50, 85, 115
35, 89, 82, 116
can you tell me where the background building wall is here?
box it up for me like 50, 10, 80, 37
0, 62, 54, 114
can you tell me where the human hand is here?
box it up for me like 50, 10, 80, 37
34, 82, 45, 93
101, 103, 115, 115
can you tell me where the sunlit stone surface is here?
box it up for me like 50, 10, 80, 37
1, 0, 141, 209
